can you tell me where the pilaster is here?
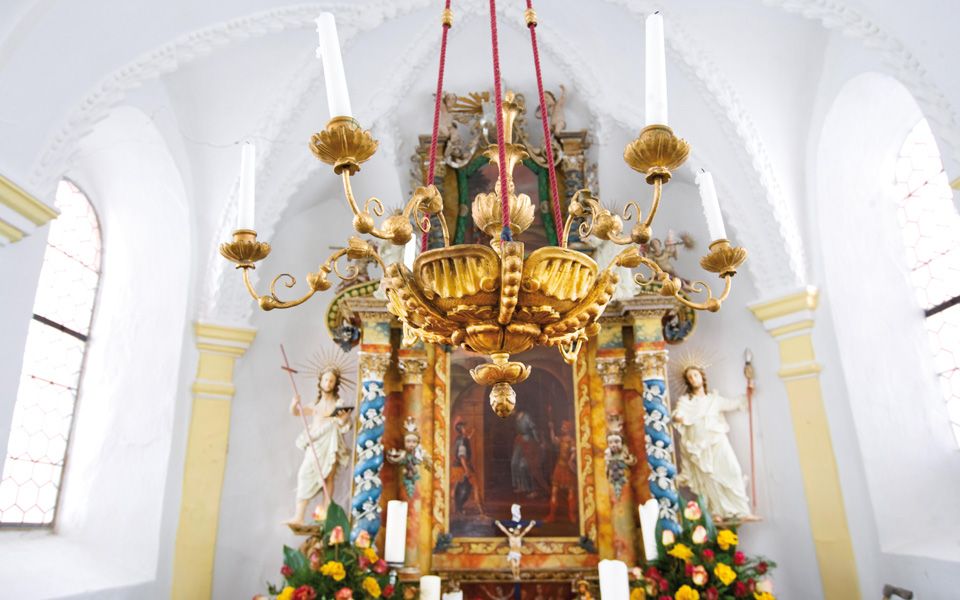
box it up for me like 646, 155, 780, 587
172, 322, 256, 599
749, 286, 860, 600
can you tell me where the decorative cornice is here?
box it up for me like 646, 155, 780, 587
748, 285, 819, 323
0, 218, 24, 244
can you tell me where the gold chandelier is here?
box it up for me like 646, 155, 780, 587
219, 6, 746, 417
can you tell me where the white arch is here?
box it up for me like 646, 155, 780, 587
815, 71, 960, 562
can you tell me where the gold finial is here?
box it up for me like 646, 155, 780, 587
524, 8, 537, 26
441, 8, 454, 27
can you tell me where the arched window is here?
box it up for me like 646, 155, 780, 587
0, 180, 102, 526
893, 119, 960, 447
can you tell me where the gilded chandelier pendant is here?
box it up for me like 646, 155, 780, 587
218, 6, 749, 418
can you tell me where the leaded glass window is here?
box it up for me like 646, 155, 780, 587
893, 119, 960, 447
0, 180, 102, 526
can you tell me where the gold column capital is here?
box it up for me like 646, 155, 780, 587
595, 356, 627, 385
360, 351, 392, 380
398, 356, 428, 384
635, 351, 668, 378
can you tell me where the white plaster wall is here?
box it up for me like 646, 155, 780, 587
807, 60, 960, 597
0, 105, 193, 598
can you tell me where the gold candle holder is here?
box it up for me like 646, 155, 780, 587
219, 229, 271, 268
699, 239, 748, 278
623, 124, 691, 184
309, 116, 379, 175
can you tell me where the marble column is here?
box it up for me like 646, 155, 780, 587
628, 302, 681, 537
397, 348, 428, 574
594, 319, 638, 564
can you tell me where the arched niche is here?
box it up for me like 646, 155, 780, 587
815, 72, 960, 559
0, 105, 193, 597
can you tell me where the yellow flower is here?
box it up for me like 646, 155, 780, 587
753, 594, 775, 600
363, 576, 382, 598
667, 543, 694, 562
277, 587, 295, 600
631, 588, 646, 600
674, 585, 700, 600
713, 563, 737, 586
717, 529, 738, 551
320, 560, 347, 582
363, 547, 379, 563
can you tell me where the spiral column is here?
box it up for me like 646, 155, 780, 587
348, 304, 394, 543
627, 301, 681, 537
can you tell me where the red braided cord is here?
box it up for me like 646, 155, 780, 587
422, 0, 452, 252
488, 0, 512, 241
525, 0, 563, 245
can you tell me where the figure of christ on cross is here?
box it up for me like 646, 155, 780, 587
494, 504, 537, 581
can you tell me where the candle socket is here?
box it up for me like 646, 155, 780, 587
310, 116, 378, 175
219, 229, 271, 268
700, 239, 747, 278
623, 124, 690, 184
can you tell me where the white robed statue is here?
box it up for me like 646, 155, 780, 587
673, 365, 751, 520
287, 366, 353, 524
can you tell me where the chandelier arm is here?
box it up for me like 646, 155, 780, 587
670, 276, 732, 313
641, 178, 663, 230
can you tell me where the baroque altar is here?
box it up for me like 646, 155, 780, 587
318, 89, 700, 590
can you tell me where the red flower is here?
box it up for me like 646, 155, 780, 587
702, 549, 715, 562
733, 551, 746, 566
645, 566, 662, 579
733, 581, 748, 597
280, 565, 293, 578
383, 584, 396, 598
757, 561, 768, 574
659, 579, 670, 591
358, 555, 370, 570
373, 559, 389, 574
292, 585, 317, 600
659, 597, 672, 600
684, 563, 694, 577
747, 579, 756, 592
705, 588, 719, 600
334, 588, 353, 600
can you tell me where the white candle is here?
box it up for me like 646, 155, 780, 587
645, 12, 668, 126
598, 559, 629, 599
237, 142, 255, 230
696, 169, 727, 240
638, 498, 659, 562
420, 575, 441, 600
316, 13, 352, 118
404, 237, 417, 268
384, 500, 408, 565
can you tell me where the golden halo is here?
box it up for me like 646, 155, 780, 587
668, 346, 721, 395
299, 346, 356, 391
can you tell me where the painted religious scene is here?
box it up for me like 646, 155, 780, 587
449, 347, 580, 538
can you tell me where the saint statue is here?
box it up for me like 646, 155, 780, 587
672, 364, 751, 520
287, 366, 353, 524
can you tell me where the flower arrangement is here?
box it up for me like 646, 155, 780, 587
264, 503, 409, 600
633, 500, 776, 600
